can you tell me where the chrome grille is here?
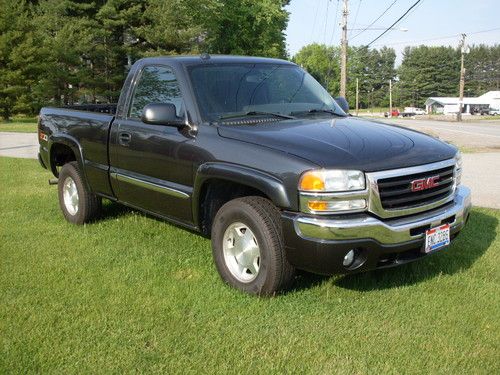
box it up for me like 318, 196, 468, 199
366, 159, 457, 219
377, 165, 454, 210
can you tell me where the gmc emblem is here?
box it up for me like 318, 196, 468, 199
411, 176, 440, 192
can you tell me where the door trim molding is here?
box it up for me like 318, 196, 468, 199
110, 172, 190, 199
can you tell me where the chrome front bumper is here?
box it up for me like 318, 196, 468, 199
295, 186, 471, 245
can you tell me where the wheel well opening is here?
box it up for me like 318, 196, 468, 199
50, 143, 76, 176
198, 179, 268, 236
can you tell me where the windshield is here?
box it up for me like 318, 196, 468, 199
187, 63, 346, 122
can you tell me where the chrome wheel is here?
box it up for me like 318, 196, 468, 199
222, 222, 261, 283
62, 176, 79, 216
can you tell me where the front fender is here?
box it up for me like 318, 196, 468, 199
192, 162, 292, 225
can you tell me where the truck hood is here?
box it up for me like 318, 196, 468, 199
217, 117, 457, 172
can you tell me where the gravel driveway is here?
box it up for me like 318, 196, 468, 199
1, 130, 498, 209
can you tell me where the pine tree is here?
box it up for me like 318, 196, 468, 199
398, 46, 460, 106
0, 0, 33, 119
465, 44, 500, 96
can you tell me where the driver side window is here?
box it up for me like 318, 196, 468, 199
129, 65, 184, 119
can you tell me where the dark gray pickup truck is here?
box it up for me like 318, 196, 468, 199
38, 55, 471, 295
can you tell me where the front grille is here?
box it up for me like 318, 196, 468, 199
377, 165, 455, 210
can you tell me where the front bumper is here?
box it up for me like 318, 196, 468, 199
282, 186, 471, 275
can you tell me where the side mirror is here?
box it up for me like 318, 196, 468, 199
141, 103, 184, 127
334, 96, 349, 113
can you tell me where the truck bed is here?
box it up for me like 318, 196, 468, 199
64, 103, 117, 114
38, 106, 115, 196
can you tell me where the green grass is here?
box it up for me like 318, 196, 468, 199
356, 107, 388, 114
475, 116, 500, 121
1, 157, 499, 374
0, 117, 37, 133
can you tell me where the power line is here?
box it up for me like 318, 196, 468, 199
370, 27, 500, 47
394, 0, 424, 28
366, 0, 422, 47
328, 0, 341, 45
457, 33, 466, 121
348, 0, 362, 38
458, 26, 499, 36
326, 0, 341, 89
340, 0, 349, 96
323, 0, 331, 44
310, 0, 321, 41
350, 0, 398, 41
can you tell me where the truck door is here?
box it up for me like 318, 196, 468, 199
109, 64, 194, 225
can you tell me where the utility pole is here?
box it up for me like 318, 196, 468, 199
355, 78, 359, 116
389, 79, 392, 117
340, 0, 349, 97
457, 33, 466, 122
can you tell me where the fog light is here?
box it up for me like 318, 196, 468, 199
343, 249, 356, 267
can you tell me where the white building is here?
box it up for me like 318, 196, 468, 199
425, 91, 500, 115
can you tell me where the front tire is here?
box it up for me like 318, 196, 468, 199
211, 196, 295, 296
58, 161, 101, 224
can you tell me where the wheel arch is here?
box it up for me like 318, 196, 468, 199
193, 162, 291, 235
48, 135, 84, 178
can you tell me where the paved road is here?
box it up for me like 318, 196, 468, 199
0, 132, 38, 158
1, 131, 498, 209
387, 119, 500, 150
461, 153, 500, 209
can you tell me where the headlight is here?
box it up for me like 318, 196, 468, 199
299, 169, 367, 214
454, 151, 462, 186
299, 169, 365, 192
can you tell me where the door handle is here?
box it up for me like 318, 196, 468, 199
118, 132, 132, 146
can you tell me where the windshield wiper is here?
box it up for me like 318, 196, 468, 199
292, 108, 345, 117
219, 111, 296, 120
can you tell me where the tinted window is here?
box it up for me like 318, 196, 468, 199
188, 63, 344, 121
129, 65, 184, 119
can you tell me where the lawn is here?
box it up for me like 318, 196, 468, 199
356, 107, 388, 113
1, 157, 499, 374
0, 117, 37, 133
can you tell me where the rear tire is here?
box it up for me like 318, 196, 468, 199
58, 161, 101, 224
211, 196, 295, 296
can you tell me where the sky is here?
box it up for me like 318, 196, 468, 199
285, 0, 500, 64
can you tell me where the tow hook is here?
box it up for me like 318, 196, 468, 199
48, 178, 58, 185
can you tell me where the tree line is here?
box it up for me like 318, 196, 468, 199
294, 43, 500, 110
0, 0, 290, 120
1, 0, 499, 119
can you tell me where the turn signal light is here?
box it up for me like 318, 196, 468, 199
299, 169, 365, 192
299, 171, 325, 191
307, 200, 329, 211
307, 199, 366, 212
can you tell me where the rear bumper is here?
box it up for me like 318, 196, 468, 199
282, 186, 471, 275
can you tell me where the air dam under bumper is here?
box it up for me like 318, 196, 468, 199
282, 186, 471, 275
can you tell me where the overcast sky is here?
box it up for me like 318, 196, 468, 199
285, 0, 500, 64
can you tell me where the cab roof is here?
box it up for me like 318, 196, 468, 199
134, 55, 296, 67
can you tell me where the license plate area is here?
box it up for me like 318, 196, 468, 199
424, 224, 450, 253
